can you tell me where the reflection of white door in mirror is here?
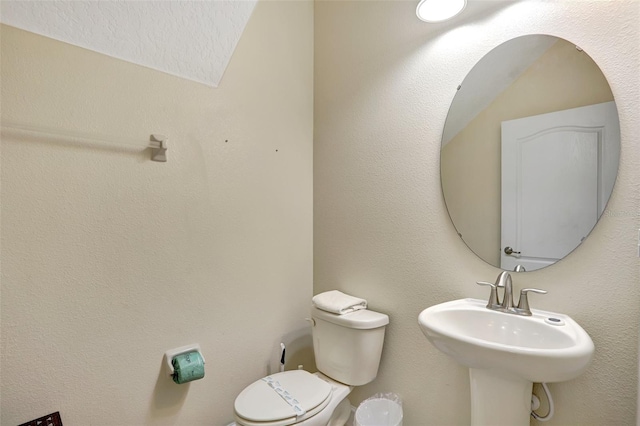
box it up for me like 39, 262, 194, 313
501, 101, 620, 271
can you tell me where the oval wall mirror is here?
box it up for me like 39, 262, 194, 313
441, 34, 620, 272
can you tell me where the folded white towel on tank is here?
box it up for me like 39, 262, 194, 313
312, 290, 367, 315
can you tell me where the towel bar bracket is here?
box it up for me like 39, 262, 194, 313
150, 134, 168, 162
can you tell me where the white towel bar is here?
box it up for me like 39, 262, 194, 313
1, 121, 168, 162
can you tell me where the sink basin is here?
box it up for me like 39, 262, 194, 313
418, 298, 594, 383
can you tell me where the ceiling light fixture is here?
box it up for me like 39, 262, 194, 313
416, 0, 467, 23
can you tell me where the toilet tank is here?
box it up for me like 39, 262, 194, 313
311, 307, 389, 386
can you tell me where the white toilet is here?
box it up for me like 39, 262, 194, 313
233, 306, 389, 426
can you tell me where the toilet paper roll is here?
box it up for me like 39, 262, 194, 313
172, 351, 205, 384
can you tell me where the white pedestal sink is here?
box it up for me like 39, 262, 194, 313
418, 298, 594, 426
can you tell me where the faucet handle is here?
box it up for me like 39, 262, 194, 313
476, 281, 500, 308
516, 288, 547, 315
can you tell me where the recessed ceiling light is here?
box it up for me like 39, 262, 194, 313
416, 0, 467, 23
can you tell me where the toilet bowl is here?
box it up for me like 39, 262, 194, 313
233, 305, 389, 426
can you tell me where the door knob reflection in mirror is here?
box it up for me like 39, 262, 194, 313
504, 246, 521, 256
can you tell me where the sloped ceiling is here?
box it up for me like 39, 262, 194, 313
0, 0, 257, 88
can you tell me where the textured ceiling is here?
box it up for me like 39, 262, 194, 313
0, 0, 257, 88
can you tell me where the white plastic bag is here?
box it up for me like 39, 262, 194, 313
354, 393, 403, 426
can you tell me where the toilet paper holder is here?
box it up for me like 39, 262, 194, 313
165, 344, 205, 376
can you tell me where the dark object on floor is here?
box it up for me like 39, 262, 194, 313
18, 411, 63, 426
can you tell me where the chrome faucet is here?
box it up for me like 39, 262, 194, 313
498, 271, 514, 310
476, 272, 547, 316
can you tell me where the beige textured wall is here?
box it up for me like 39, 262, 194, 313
315, 0, 639, 425
442, 38, 615, 266
0, 0, 313, 424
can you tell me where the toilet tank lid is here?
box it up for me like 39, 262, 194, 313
311, 307, 389, 329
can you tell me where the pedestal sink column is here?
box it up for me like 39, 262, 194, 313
469, 368, 533, 426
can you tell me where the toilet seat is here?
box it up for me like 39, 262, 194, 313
234, 370, 333, 426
